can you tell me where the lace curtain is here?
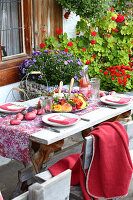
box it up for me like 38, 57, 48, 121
0, 0, 23, 57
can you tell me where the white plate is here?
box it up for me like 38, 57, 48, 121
42, 113, 81, 127
0, 102, 28, 113
100, 94, 132, 106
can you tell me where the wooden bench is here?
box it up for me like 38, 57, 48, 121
12, 169, 71, 200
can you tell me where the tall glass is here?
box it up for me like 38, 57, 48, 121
90, 78, 100, 101
40, 96, 53, 113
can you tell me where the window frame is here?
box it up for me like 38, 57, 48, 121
0, 0, 32, 86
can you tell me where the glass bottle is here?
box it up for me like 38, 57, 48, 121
79, 65, 91, 98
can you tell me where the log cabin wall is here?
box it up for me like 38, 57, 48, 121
34, 0, 62, 50
0, 0, 62, 86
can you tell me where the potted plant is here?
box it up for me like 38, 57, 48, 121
18, 50, 82, 99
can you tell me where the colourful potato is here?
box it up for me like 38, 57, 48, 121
10, 119, 21, 125
37, 108, 45, 115
25, 112, 36, 120
32, 109, 38, 115
16, 113, 24, 120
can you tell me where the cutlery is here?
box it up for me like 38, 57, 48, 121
46, 126, 61, 133
80, 117, 90, 121
100, 105, 117, 109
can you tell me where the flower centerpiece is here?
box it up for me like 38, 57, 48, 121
19, 50, 83, 86
41, 88, 88, 112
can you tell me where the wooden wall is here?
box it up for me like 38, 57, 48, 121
34, 0, 62, 50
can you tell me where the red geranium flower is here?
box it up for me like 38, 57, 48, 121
107, 35, 111, 38
121, 70, 126, 75
110, 8, 114, 12
56, 28, 63, 35
92, 54, 96, 59
123, 79, 127, 83
127, 74, 130, 78
111, 77, 115, 80
116, 14, 124, 23
64, 48, 69, 52
91, 40, 96, 45
100, 70, 103, 72
64, 11, 70, 19
86, 60, 91, 64
129, 62, 133, 66
40, 43, 46, 49
104, 71, 108, 75
68, 42, 73, 47
42, 30, 46, 33
129, 50, 131, 53
131, 41, 133, 43
82, 47, 86, 51
112, 28, 118, 32
116, 73, 122, 77
91, 32, 97, 36
112, 17, 115, 21
113, 41, 116, 43
118, 79, 123, 84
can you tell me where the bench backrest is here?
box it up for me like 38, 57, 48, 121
12, 169, 71, 200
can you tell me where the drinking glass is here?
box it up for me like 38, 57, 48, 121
40, 96, 53, 113
90, 78, 100, 101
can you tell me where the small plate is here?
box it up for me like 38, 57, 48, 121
0, 102, 28, 113
100, 94, 132, 106
42, 113, 81, 127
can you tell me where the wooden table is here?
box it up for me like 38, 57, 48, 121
28, 98, 133, 173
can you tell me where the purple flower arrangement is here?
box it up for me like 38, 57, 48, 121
19, 50, 82, 86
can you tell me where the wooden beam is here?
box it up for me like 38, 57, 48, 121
23, 0, 32, 56
0, 31, 2, 62
0, 67, 20, 86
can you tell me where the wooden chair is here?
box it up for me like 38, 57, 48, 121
36, 121, 133, 200
12, 169, 71, 200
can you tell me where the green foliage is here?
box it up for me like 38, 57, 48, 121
43, 8, 133, 92
57, 0, 128, 19
19, 50, 82, 86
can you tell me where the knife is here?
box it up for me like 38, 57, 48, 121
101, 105, 117, 109
46, 126, 61, 133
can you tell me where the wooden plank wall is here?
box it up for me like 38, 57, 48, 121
34, 0, 62, 50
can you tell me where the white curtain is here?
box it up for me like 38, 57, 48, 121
0, 0, 23, 57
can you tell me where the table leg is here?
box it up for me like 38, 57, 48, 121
29, 139, 64, 173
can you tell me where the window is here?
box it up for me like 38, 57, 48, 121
0, 0, 32, 86
0, 0, 24, 58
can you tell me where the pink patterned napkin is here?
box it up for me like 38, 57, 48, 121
48, 115, 78, 125
0, 103, 27, 111
105, 95, 131, 104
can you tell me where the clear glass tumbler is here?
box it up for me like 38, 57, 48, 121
40, 96, 53, 113
90, 78, 100, 101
